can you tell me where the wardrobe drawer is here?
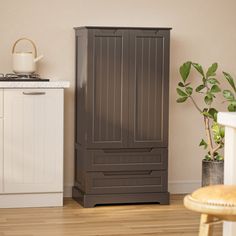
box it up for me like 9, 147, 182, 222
86, 148, 167, 171
86, 170, 167, 194
0, 89, 3, 118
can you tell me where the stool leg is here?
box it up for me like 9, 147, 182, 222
199, 214, 214, 236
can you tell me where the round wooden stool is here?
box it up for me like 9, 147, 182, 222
184, 185, 236, 236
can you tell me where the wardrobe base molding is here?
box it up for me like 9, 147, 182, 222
0, 192, 63, 208
72, 186, 170, 208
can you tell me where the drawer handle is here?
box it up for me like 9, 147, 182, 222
103, 148, 153, 153
103, 171, 152, 176
23, 92, 46, 95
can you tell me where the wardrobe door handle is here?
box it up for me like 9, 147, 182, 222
102, 148, 153, 153
23, 92, 46, 95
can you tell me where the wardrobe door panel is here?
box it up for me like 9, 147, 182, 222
87, 29, 129, 148
129, 30, 170, 148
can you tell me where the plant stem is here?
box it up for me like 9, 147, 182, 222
213, 143, 222, 154
189, 96, 202, 113
204, 116, 214, 160
204, 79, 215, 159
188, 92, 218, 160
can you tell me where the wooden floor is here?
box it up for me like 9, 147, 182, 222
0, 195, 222, 236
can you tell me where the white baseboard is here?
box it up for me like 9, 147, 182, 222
64, 181, 201, 198
0, 193, 63, 208
168, 180, 201, 194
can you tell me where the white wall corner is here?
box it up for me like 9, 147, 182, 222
64, 183, 73, 197
168, 180, 201, 194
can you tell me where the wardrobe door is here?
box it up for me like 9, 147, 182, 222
86, 29, 129, 149
128, 29, 170, 148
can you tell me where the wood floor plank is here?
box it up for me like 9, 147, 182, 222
0, 195, 222, 236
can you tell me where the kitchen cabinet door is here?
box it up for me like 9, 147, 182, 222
128, 29, 170, 148
3, 89, 64, 193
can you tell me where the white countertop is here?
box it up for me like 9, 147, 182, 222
218, 112, 236, 128
0, 81, 70, 88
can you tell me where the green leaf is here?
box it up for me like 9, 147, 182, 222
199, 139, 208, 149
223, 72, 236, 93
206, 63, 218, 78
228, 103, 236, 112
178, 82, 185, 87
214, 135, 221, 143
212, 122, 220, 134
212, 122, 224, 145
204, 154, 211, 161
195, 84, 205, 92
177, 88, 188, 97
185, 87, 193, 95
223, 90, 235, 100
192, 63, 204, 77
215, 155, 223, 161
176, 97, 188, 103
220, 127, 225, 138
231, 100, 236, 106
210, 84, 221, 93
204, 95, 213, 105
179, 61, 191, 82
208, 78, 219, 85
208, 108, 218, 121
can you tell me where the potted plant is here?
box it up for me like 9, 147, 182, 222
177, 61, 225, 186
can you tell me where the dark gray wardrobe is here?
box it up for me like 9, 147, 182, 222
73, 26, 171, 207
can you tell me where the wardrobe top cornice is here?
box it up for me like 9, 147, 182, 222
74, 26, 172, 30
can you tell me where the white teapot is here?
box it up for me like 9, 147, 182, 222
12, 38, 44, 75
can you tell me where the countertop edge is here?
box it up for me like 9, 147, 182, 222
218, 112, 236, 128
0, 81, 70, 88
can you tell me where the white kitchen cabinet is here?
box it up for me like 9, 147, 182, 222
4, 89, 63, 193
0, 82, 69, 208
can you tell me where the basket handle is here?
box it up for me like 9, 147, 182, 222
12, 38, 37, 57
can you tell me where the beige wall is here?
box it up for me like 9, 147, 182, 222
1, 0, 236, 195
